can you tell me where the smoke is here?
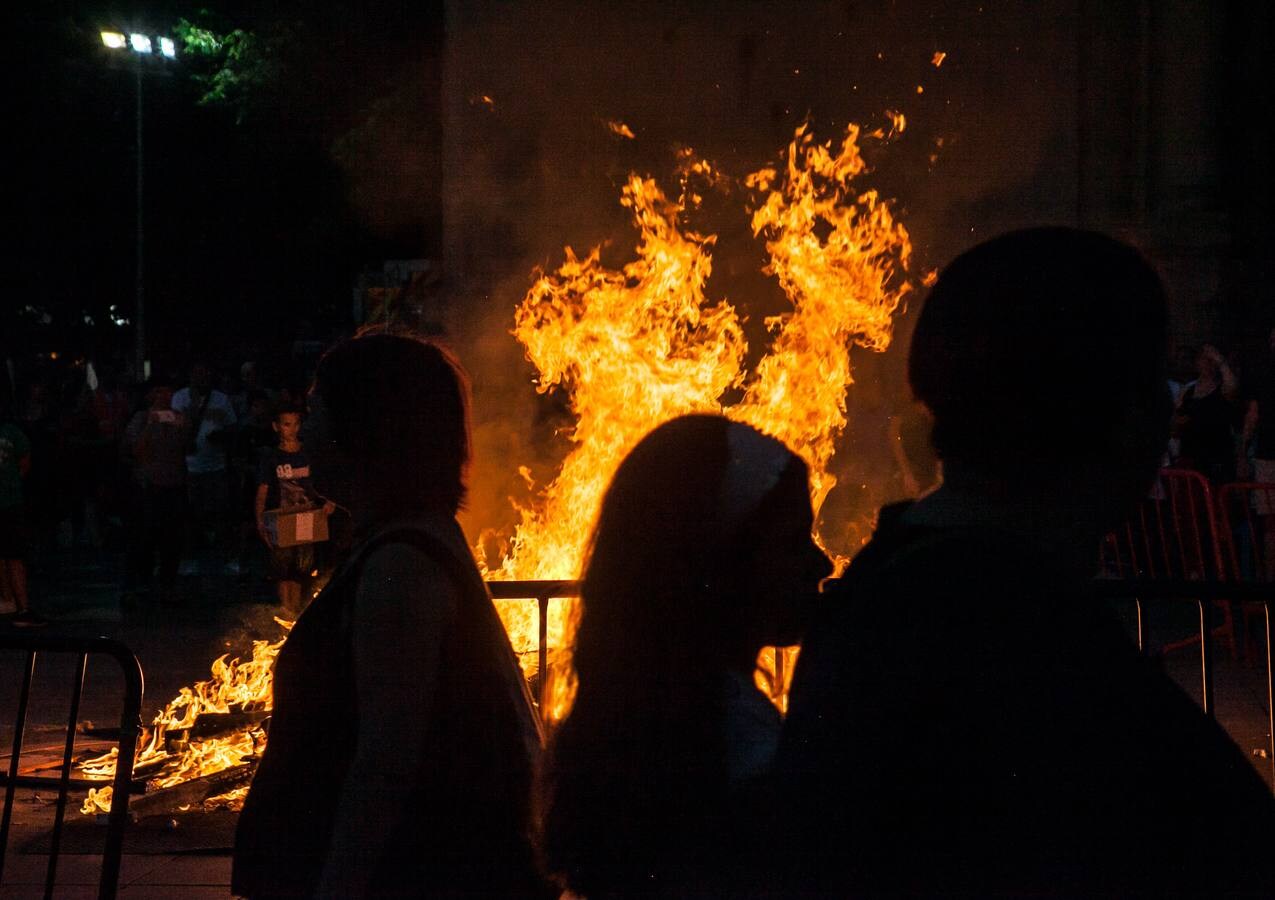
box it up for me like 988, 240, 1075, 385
433, 0, 1085, 556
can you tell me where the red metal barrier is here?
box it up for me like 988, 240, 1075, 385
1216, 482, 1275, 664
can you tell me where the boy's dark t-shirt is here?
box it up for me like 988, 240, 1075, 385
256, 447, 316, 511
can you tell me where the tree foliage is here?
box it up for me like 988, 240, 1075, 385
175, 12, 298, 125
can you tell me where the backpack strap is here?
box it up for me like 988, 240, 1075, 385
315, 524, 545, 747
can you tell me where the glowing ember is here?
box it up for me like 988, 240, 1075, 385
606, 120, 637, 139
932, 51, 947, 67
488, 118, 917, 720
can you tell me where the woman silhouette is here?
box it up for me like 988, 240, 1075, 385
542, 414, 832, 898
233, 332, 547, 898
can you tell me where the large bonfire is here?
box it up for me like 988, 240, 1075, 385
487, 117, 917, 719
79, 117, 918, 810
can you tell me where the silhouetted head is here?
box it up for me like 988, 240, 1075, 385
311, 331, 470, 520
1194, 344, 1222, 380
909, 228, 1169, 523
544, 414, 831, 895
580, 414, 829, 661
146, 376, 174, 411
189, 362, 214, 393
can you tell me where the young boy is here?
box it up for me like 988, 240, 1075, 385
254, 404, 332, 614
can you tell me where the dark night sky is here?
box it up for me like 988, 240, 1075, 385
6, 1, 445, 373
6, 2, 1271, 384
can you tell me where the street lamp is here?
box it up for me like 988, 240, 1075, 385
99, 29, 178, 380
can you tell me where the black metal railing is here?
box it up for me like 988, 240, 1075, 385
489, 578, 1274, 787
0, 635, 145, 900
487, 580, 579, 713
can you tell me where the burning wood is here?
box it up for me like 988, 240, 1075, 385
76, 117, 918, 814
77, 621, 288, 815
126, 764, 256, 819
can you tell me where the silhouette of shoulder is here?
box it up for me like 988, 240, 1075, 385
783, 509, 1275, 896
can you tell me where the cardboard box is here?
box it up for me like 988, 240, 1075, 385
265, 507, 329, 547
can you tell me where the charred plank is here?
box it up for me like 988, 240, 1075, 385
128, 763, 256, 818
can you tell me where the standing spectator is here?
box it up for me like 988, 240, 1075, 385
230, 361, 270, 423
234, 333, 548, 898
253, 403, 331, 614
1241, 325, 1275, 576
85, 364, 130, 549
0, 393, 41, 626
122, 378, 187, 602
1174, 343, 1240, 484
20, 380, 69, 552
231, 388, 276, 582
171, 362, 237, 573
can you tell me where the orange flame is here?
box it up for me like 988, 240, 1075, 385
605, 120, 637, 139
81, 118, 920, 811
80, 620, 290, 814
489, 119, 916, 720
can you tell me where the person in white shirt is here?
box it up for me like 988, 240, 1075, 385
171, 362, 237, 571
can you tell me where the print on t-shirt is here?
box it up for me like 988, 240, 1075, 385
257, 448, 316, 512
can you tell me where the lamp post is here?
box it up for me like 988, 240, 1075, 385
100, 31, 177, 381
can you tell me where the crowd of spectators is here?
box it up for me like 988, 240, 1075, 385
0, 353, 338, 625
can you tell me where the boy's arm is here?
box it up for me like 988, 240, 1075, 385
255, 483, 271, 545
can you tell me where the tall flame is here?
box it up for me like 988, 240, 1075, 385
79, 118, 918, 812
735, 121, 913, 514
490, 118, 916, 720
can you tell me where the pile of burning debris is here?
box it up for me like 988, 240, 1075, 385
76, 620, 289, 818
73, 115, 915, 818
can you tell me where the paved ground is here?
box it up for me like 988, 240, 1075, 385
1, 543, 1272, 897
1, 852, 231, 898
1, 542, 279, 898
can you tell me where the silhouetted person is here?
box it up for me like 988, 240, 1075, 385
172, 361, 237, 571
542, 415, 832, 898
779, 229, 1275, 897
1241, 326, 1275, 575
1174, 343, 1241, 484
233, 332, 548, 898
0, 390, 40, 626
121, 377, 187, 601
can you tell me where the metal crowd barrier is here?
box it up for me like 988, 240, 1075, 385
487, 580, 579, 715
0, 635, 145, 900
492, 578, 1274, 786
1090, 580, 1273, 785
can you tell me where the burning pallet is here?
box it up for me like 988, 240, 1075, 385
77, 622, 288, 817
